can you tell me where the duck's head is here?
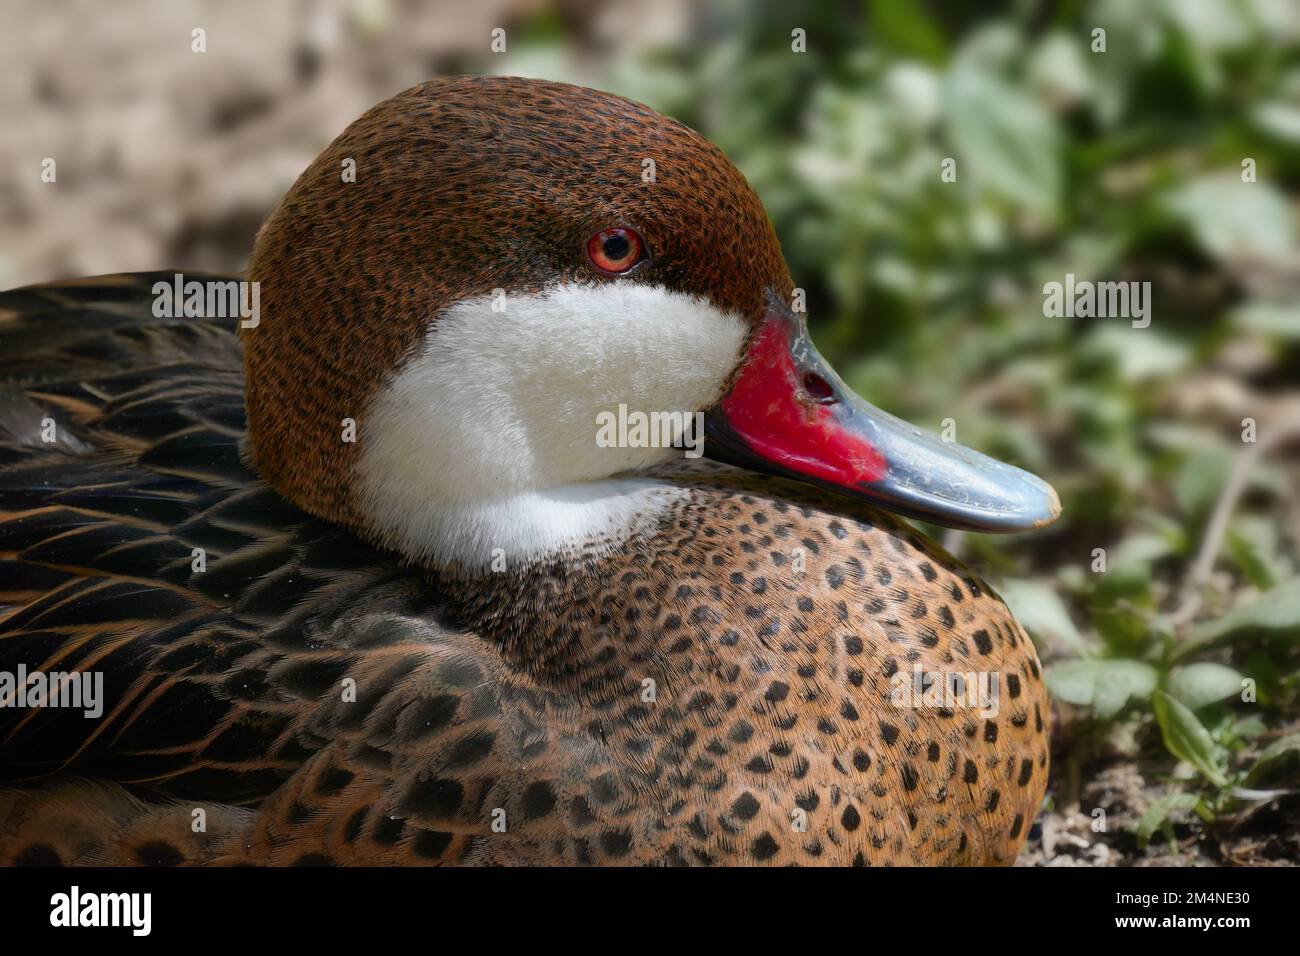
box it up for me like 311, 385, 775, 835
244, 76, 1059, 569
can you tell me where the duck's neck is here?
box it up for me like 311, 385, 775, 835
390, 477, 688, 569
437, 486, 712, 705
434, 463, 896, 706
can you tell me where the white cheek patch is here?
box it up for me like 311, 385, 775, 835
354, 282, 748, 567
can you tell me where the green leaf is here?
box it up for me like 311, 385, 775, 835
998, 578, 1090, 656
1225, 516, 1289, 590
943, 67, 1062, 218
1110, 533, 1177, 572
1153, 690, 1228, 786
1233, 302, 1300, 341
1180, 578, 1300, 658
868, 0, 947, 62
1134, 792, 1201, 848
1161, 0, 1251, 51
1093, 543, 1160, 607
1092, 605, 1155, 656
1167, 662, 1244, 711
1163, 174, 1298, 263
1085, 325, 1190, 383
1173, 444, 1232, 520
1136, 508, 1191, 546
1247, 733, 1300, 784
1046, 658, 1158, 719
1251, 102, 1300, 143
1028, 32, 1093, 105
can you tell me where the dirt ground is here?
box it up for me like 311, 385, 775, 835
0, 0, 690, 288
1020, 704, 1300, 867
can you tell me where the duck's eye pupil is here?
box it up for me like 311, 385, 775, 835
587, 226, 646, 274
603, 235, 630, 260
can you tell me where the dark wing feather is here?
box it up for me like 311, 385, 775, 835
0, 273, 420, 801
0, 275, 647, 865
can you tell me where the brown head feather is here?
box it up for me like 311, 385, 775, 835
244, 75, 792, 533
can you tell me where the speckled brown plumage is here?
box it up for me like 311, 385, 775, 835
0, 78, 1051, 866
0, 277, 1047, 866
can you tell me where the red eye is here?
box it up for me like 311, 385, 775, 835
586, 227, 645, 275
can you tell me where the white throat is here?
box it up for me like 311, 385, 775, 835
354, 282, 748, 567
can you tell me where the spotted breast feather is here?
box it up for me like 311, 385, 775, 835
0, 274, 1049, 866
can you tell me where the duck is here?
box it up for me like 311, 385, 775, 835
0, 75, 1059, 866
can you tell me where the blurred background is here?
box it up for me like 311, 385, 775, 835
3, 0, 1298, 865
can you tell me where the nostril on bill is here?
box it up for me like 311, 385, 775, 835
801, 371, 837, 404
